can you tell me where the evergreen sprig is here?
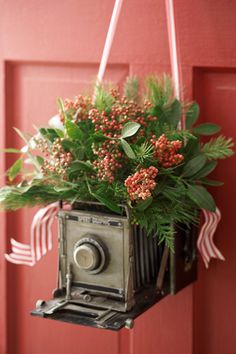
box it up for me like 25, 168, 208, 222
146, 74, 173, 107
202, 136, 234, 159
124, 76, 139, 102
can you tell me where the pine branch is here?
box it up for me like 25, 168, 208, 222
146, 74, 173, 107
202, 135, 234, 159
134, 142, 154, 163
164, 127, 196, 141
124, 76, 139, 102
94, 85, 114, 112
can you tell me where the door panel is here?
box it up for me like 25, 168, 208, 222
1, 1, 236, 354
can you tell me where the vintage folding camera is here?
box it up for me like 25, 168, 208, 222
32, 202, 197, 330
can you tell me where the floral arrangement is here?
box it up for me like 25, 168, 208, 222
0, 76, 234, 248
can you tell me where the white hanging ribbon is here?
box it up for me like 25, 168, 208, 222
165, 0, 224, 267
165, 0, 181, 101
96, 0, 123, 84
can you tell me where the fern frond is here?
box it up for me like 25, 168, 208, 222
202, 136, 234, 159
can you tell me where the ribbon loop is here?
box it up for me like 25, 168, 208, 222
197, 207, 225, 268
5, 202, 59, 266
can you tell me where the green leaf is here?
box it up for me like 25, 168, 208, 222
39, 128, 61, 142
90, 191, 121, 214
74, 148, 85, 160
61, 139, 78, 152
153, 100, 181, 129
166, 99, 182, 128
65, 119, 83, 140
187, 184, 216, 211
182, 154, 207, 177
13, 127, 29, 144
201, 178, 224, 187
7, 159, 23, 181
68, 160, 94, 173
53, 186, 72, 192
136, 197, 153, 211
193, 123, 221, 136
36, 156, 44, 165
120, 139, 136, 159
192, 160, 217, 180
186, 103, 200, 129
0, 148, 22, 153
92, 132, 108, 143
56, 97, 64, 112
55, 129, 65, 138
121, 122, 141, 139
183, 138, 201, 162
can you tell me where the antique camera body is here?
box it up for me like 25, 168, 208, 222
32, 202, 197, 330
58, 205, 135, 313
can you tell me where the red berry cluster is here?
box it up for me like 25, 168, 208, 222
151, 134, 184, 168
59, 95, 92, 123
124, 166, 158, 201
92, 141, 122, 183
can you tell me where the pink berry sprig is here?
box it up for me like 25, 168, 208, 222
89, 91, 155, 138
151, 134, 184, 168
92, 140, 122, 183
59, 95, 92, 123
124, 166, 158, 201
37, 138, 73, 179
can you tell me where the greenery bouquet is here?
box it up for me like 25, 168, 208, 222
0, 76, 233, 249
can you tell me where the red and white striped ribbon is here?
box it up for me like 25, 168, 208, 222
5, 202, 59, 266
197, 208, 225, 268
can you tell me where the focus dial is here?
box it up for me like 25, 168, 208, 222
73, 235, 107, 274
73, 243, 100, 271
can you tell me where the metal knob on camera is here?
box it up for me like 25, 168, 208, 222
73, 236, 107, 274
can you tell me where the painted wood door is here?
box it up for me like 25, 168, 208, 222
0, 1, 235, 354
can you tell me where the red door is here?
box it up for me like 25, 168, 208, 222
0, 1, 235, 354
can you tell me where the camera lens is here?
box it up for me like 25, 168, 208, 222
73, 243, 101, 271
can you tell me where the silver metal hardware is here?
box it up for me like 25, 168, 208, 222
125, 318, 134, 330
35, 299, 45, 309
83, 294, 92, 302
44, 300, 68, 315
66, 264, 72, 300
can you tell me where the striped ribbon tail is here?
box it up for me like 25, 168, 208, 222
197, 207, 225, 268
5, 202, 60, 266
